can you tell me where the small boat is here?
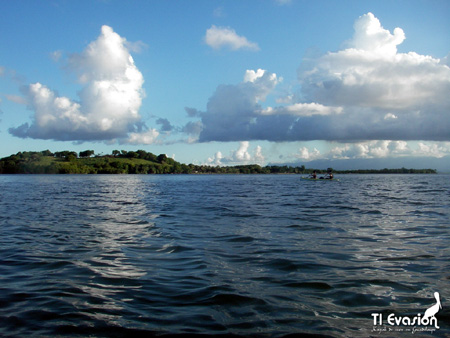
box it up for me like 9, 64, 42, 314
301, 176, 340, 181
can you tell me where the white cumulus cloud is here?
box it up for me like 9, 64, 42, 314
206, 142, 265, 165
205, 25, 260, 51
207, 151, 224, 166
254, 145, 265, 164
295, 147, 321, 161
350, 12, 405, 57
297, 12, 450, 140
233, 141, 252, 162
415, 142, 450, 158
328, 141, 412, 160
9, 25, 158, 144
125, 129, 160, 145
297, 140, 446, 162
191, 13, 450, 144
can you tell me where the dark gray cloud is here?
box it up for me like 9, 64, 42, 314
156, 118, 173, 132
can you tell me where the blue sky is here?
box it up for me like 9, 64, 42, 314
1, 0, 449, 169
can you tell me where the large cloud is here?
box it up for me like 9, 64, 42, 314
300, 13, 449, 110
9, 26, 158, 144
193, 13, 450, 143
196, 69, 280, 141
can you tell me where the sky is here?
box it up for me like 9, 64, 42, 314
1, 0, 449, 170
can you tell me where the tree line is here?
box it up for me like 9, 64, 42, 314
0, 150, 437, 174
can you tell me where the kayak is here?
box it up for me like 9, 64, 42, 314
301, 177, 340, 181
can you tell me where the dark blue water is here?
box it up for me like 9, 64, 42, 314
0, 174, 449, 337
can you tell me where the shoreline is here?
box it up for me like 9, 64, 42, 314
0, 150, 438, 175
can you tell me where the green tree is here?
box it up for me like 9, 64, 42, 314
66, 154, 77, 162
41, 150, 54, 157
157, 154, 167, 163
79, 150, 95, 158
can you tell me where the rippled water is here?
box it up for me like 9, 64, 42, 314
0, 174, 449, 337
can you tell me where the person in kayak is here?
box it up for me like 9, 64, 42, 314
309, 171, 317, 179
324, 169, 333, 180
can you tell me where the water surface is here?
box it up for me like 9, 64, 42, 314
0, 174, 449, 337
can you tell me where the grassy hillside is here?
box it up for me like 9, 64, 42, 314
0, 150, 189, 174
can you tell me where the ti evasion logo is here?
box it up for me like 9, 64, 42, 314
371, 292, 442, 334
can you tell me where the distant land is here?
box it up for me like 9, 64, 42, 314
275, 156, 449, 173
0, 150, 438, 175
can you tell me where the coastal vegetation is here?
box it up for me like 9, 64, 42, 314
0, 150, 437, 174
